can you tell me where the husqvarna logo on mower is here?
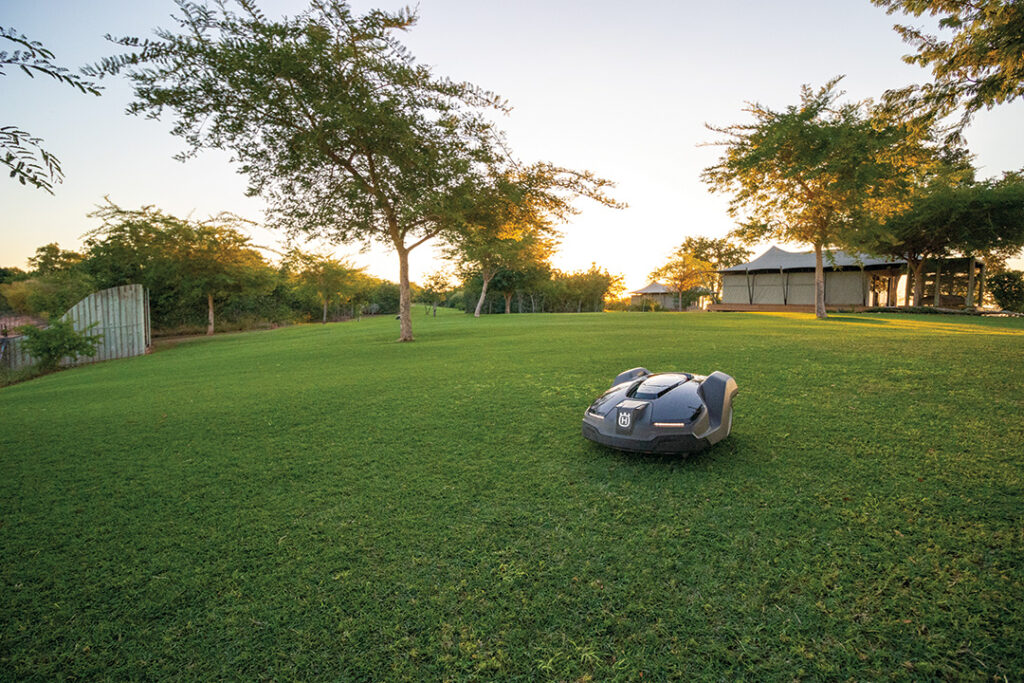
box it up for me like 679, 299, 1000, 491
617, 411, 631, 429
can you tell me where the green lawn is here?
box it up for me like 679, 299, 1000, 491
2, 310, 1022, 680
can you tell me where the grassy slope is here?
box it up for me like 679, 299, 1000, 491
1, 311, 1022, 680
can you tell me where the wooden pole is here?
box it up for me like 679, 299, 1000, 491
903, 265, 912, 307
966, 256, 976, 309
977, 261, 986, 307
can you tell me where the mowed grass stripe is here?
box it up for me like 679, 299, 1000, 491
1, 311, 1022, 679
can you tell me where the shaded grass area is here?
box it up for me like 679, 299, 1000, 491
2, 311, 1022, 680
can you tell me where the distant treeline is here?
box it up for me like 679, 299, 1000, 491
457, 265, 620, 315
1, 206, 622, 335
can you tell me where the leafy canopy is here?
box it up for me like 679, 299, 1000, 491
89, 0, 519, 340
872, 0, 1024, 133
89, 0, 503, 248
443, 161, 621, 283
650, 253, 714, 302
83, 200, 274, 327
702, 77, 931, 251
853, 171, 1024, 267
1, 26, 101, 193
674, 236, 751, 271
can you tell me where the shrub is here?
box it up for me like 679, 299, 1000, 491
987, 271, 1024, 312
18, 318, 103, 371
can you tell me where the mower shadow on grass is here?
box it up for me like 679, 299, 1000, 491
580, 435, 747, 469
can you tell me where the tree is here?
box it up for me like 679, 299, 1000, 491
872, 0, 1024, 135
0, 242, 93, 318
444, 163, 621, 317
545, 266, 618, 313
671, 236, 750, 302
420, 269, 452, 316
702, 78, 929, 318
852, 172, 1024, 305
650, 253, 713, 310
987, 271, 1024, 312
452, 230, 556, 317
27, 243, 84, 275
91, 1, 506, 342
84, 201, 273, 334
286, 251, 362, 323
1, 26, 101, 193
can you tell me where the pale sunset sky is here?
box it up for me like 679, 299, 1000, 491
2, 0, 1022, 290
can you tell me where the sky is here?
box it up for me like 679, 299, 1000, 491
2, 0, 1022, 290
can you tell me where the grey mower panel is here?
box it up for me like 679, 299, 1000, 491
582, 369, 738, 454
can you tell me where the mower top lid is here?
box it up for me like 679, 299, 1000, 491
632, 373, 692, 399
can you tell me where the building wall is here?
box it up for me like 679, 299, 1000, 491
721, 271, 868, 306
631, 293, 678, 310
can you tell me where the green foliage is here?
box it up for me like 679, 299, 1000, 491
0, 271, 95, 319
671, 235, 751, 302
16, 318, 102, 371
650, 253, 713, 308
90, 0, 513, 341
852, 170, 1024, 304
27, 243, 84, 274
284, 251, 363, 323
461, 264, 617, 314
1, 312, 1022, 678
676, 235, 751, 270
443, 163, 621, 316
83, 200, 276, 331
872, 0, 1024, 134
987, 270, 1024, 312
1, 26, 101, 193
703, 77, 936, 317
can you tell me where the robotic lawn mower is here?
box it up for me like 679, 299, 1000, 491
582, 367, 738, 454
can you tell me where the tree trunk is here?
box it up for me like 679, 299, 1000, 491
322, 300, 328, 324
678, 291, 683, 311
397, 247, 413, 341
813, 242, 827, 319
903, 263, 914, 308
530, 294, 536, 313
911, 260, 925, 306
474, 272, 492, 318
432, 301, 437, 317
206, 293, 215, 335
504, 293, 512, 314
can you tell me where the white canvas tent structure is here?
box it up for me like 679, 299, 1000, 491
630, 281, 694, 310
712, 247, 986, 311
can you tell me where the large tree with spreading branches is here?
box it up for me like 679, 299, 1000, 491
852, 170, 1024, 305
702, 78, 934, 318
89, 0, 507, 341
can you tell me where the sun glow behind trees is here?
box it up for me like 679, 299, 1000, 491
2, 1, 1023, 291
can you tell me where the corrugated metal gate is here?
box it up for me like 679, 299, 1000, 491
1, 284, 150, 371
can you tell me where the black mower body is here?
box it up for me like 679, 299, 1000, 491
581, 368, 737, 453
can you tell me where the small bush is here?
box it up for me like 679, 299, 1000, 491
18, 318, 103, 371
988, 271, 1024, 312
